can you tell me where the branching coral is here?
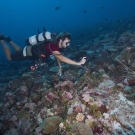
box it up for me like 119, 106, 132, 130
76, 72, 102, 90
62, 70, 78, 82
43, 91, 59, 103
55, 80, 75, 90
14, 86, 29, 104
24, 102, 37, 113
62, 91, 73, 103
89, 104, 101, 118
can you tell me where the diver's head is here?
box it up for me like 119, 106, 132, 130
57, 32, 71, 48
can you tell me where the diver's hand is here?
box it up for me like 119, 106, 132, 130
58, 66, 62, 77
77, 57, 87, 65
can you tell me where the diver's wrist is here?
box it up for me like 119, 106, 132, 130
76, 62, 81, 66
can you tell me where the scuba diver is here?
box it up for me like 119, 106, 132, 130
0, 31, 86, 76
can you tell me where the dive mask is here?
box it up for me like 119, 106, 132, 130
66, 41, 70, 46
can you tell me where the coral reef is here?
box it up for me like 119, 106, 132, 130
14, 86, 29, 103
3, 128, 18, 135
1, 18, 135, 135
32, 80, 43, 91
72, 122, 93, 135
76, 113, 85, 122
17, 118, 32, 135
37, 116, 63, 134
43, 91, 59, 103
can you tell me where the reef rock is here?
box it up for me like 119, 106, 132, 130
105, 92, 135, 134
3, 128, 18, 135
72, 122, 93, 135
49, 66, 59, 73
8, 78, 21, 91
32, 79, 43, 91
17, 118, 33, 135
39, 116, 63, 134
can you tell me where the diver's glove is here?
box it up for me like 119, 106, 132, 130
58, 66, 62, 77
5, 36, 11, 42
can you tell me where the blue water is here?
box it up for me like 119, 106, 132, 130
0, 0, 135, 60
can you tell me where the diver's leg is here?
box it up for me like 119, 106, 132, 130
9, 41, 22, 51
5, 36, 22, 51
0, 40, 12, 60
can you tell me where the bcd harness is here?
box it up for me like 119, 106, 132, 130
24, 40, 56, 70
31, 40, 49, 61
23, 28, 59, 70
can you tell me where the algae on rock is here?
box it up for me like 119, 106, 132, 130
17, 109, 29, 119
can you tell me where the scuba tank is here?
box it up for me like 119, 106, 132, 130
26, 27, 58, 46
27, 27, 58, 71
26, 27, 52, 46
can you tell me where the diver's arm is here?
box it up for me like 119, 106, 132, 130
53, 51, 86, 65
57, 58, 62, 67
57, 58, 62, 76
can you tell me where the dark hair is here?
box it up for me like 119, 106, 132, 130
56, 31, 71, 42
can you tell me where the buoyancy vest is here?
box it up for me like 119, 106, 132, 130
31, 40, 51, 62
24, 30, 58, 62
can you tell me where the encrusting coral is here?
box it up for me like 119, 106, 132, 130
72, 122, 93, 135
37, 116, 63, 134
76, 113, 85, 122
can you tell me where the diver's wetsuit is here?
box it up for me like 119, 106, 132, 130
10, 42, 60, 61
